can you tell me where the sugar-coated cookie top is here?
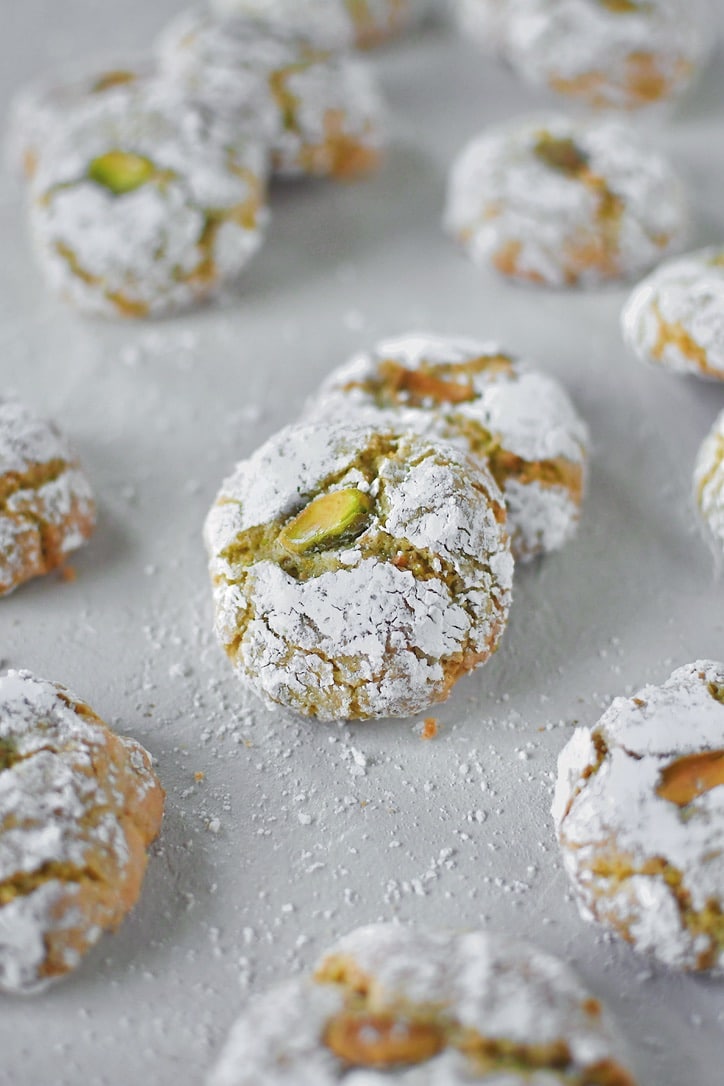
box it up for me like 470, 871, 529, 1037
206, 0, 355, 49
694, 408, 724, 549
554, 661, 724, 966
445, 113, 689, 286
622, 247, 724, 379
209, 924, 636, 1085
0, 671, 162, 994
0, 397, 74, 477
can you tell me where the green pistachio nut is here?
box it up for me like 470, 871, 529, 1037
278, 488, 373, 554
88, 150, 155, 195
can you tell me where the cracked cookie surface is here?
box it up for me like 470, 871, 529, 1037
553, 661, 724, 972
305, 332, 589, 561
444, 114, 688, 288
157, 10, 386, 180
208, 923, 638, 1084
204, 422, 513, 721
5, 54, 153, 182
504, 0, 712, 112
0, 670, 164, 994
0, 397, 95, 597
694, 409, 724, 553
622, 247, 724, 381
206, 0, 437, 50
29, 79, 269, 318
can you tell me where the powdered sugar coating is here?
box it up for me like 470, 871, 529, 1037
305, 333, 589, 561
209, 923, 636, 1084
5, 55, 153, 181
0, 397, 95, 596
207, 0, 437, 49
157, 10, 386, 179
204, 422, 513, 721
694, 409, 724, 552
0, 670, 164, 994
622, 247, 724, 381
444, 114, 689, 288
553, 661, 724, 972
29, 79, 269, 319
505, 0, 713, 111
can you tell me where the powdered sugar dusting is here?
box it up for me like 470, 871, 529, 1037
695, 409, 724, 551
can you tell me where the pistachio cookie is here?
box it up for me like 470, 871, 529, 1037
6, 56, 152, 182
694, 410, 724, 552
553, 661, 724, 972
157, 10, 385, 180
0, 397, 95, 597
0, 671, 164, 993
622, 248, 724, 381
306, 333, 589, 561
504, 0, 712, 112
207, 0, 436, 50
204, 422, 513, 721
444, 114, 688, 288
28, 80, 269, 318
209, 923, 638, 1085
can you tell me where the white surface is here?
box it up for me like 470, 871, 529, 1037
1, 4, 724, 1084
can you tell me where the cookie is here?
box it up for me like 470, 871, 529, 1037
0, 397, 95, 597
204, 422, 513, 721
305, 333, 589, 561
6, 55, 152, 182
207, 0, 435, 50
28, 80, 269, 318
694, 409, 724, 552
553, 661, 724, 972
0, 670, 164, 994
444, 114, 689, 288
157, 11, 386, 180
505, 0, 712, 112
209, 923, 638, 1085
622, 247, 724, 382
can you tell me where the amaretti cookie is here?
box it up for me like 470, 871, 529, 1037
207, 0, 436, 50
694, 410, 724, 552
305, 333, 589, 561
0, 670, 164, 994
209, 923, 638, 1085
157, 11, 385, 180
28, 80, 269, 318
6, 55, 152, 182
444, 114, 689, 288
505, 0, 712, 112
204, 422, 513, 721
0, 397, 95, 597
553, 661, 724, 972
622, 248, 724, 381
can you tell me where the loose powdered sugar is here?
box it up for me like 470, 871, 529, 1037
204, 422, 513, 721
305, 332, 589, 561
444, 113, 689, 288
553, 661, 724, 972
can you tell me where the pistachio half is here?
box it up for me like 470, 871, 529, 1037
88, 150, 155, 194
278, 489, 373, 555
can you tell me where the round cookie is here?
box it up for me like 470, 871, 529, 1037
207, 0, 436, 50
28, 80, 269, 318
209, 923, 638, 1085
0, 670, 165, 994
157, 10, 386, 180
694, 409, 724, 553
204, 422, 513, 721
504, 0, 712, 112
6, 55, 153, 182
444, 114, 689, 288
305, 333, 589, 561
553, 661, 724, 972
622, 247, 724, 381
0, 397, 95, 597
